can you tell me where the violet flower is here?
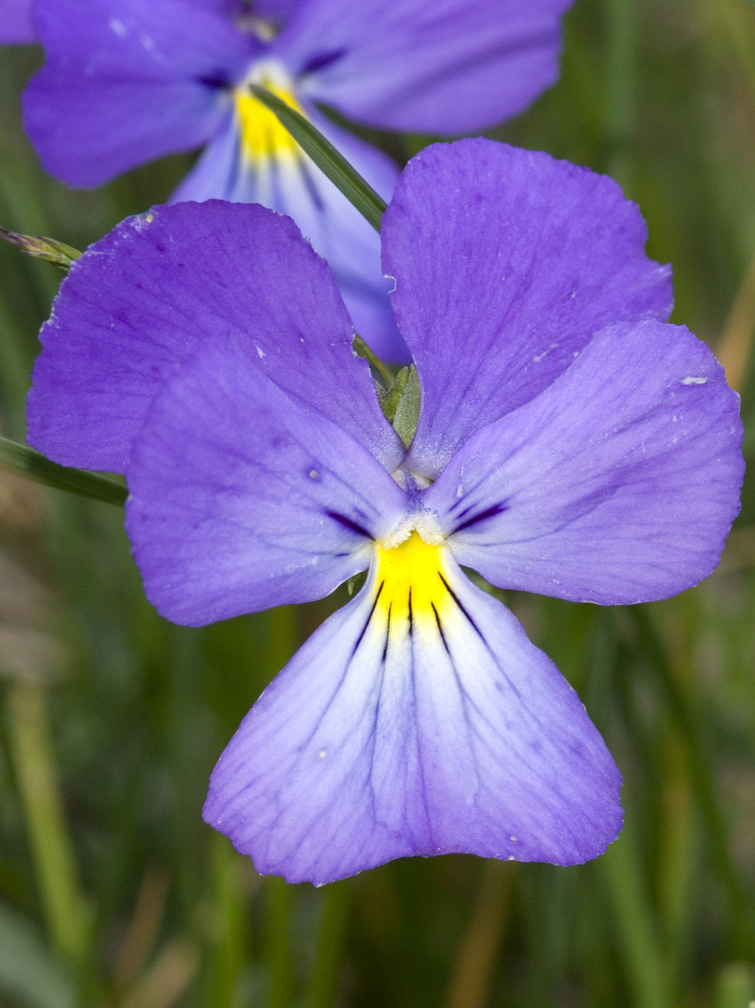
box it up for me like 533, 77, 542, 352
27, 140, 744, 884
22, 0, 572, 359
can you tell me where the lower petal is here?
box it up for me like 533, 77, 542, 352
204, 541, 621, 885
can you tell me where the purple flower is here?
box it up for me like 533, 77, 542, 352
0, 0, 35, 43
26, 140, 744, 885
22, 0, 572, 360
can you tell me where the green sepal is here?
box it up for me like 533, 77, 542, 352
0, 227, 82, 272
0, 436, 127, 506
377, 366, 409, 424
391, 366, 421, 448
376, 365, 420, 449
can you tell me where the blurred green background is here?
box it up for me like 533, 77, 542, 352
2, 0, 755, 1005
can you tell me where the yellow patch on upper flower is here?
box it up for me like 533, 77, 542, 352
373, 531, 451, 628
234, 78, 305, 162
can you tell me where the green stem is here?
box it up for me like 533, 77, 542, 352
306, 881, 351, 1008
627, 607, 751, 953
604, 0, 637, 190
266, 877, 294, 1008
597, 818, 673, 1008
6, 683, 89, 965
353, 334, 394, 388
0, 436, 127, 506
251, 86, 387, 232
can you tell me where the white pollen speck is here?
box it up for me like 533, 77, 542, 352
681, 376, 709, 385
309, 469, 319, 479
509, 836, 518, 842
532, 340, 559, 364
317, 749, 327, 758
507, 855, 516, 861
254, 342, 266, 359
109, 17, 127, 36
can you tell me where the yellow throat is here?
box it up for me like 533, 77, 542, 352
234, 78, 305, 162
373, 532, 451, 631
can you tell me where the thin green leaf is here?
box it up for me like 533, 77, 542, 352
0, 436, 127, 506
250, 86, 387, 231
0, 227, 82, 272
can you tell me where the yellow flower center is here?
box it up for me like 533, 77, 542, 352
234, 78, 305, 162
373, 531, 452, 630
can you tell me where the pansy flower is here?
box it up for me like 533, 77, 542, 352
0, 0, 35, 43
27, 140, 744, 885
22, 0, 572, 359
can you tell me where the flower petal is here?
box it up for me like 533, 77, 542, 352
126, 334, 409, 624
272, 0, 572, 133
27, 200, 403, 474
425, 320, 744, 604
0, 0, 35, 43
381, 139, 674, 478
204, 541, 621, 885
173, 105, 407, 362
254, 0, 302, 22
22, 0, 253, 186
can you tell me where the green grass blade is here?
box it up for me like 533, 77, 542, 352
7, 684, 90, 967
0, 436, 127, 506
250, 86, 387, 231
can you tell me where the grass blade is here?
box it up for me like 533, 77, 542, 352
0, 436, 127, 506
250, 86, 387, 231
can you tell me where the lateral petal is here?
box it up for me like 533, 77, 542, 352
126, 335, 408, 625
381, 140, 673, 478
23, 0, 253, 186
204, 539, 621, 885
27, 200, 403, 473
426, 320, 744, 604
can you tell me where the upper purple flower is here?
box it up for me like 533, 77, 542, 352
22, 0, 573, 360
26, 140, 744, 885
0, 0, 36, 43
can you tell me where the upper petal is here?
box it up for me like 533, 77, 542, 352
22, 0, 253, 185
27, 200, 403, 474
425, 320, 744, 604
272, 0, 573, 133
380, 139, 673, 478
126, 334, 409, 624
204, 539, 621, 885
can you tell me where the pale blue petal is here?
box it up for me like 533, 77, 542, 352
204, 544, 621, 884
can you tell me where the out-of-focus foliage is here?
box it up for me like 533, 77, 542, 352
1, 0, 755, 1005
